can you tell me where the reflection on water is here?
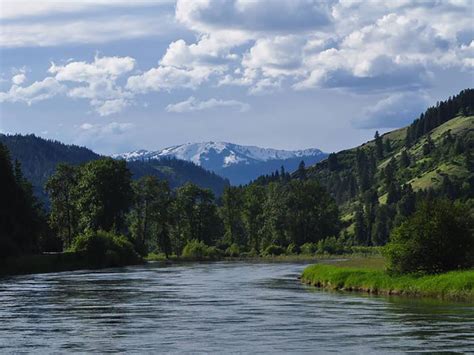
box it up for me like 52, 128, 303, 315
0, 262, 473, 353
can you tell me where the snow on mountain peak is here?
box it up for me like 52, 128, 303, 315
114, 142, 325, 170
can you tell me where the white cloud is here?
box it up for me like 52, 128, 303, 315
175, 0, 331, 33
0, 1, 161, 20
1, 15, 171, 48
166, 96, 249, 113
79, 121, 134, 135
355, 92, 431, 129
49, 55, 135, 116
49, 55, 135, 82
126, 65, 213, 93
91, 98, 129, 117
11, 73, 27, 85
0, 77, 65, 105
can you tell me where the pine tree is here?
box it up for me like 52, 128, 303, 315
399, 150, 410, 168
375, 131, 384, 160
297, 160, 307, 180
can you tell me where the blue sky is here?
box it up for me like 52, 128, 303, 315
0, 0, 473, 155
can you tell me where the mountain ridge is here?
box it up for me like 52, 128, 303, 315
114, 141, 327, 185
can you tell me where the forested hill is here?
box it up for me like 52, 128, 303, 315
0, 134, 229, 203
299, 89, 473, 245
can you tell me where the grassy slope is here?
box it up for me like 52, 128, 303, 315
308, 115, 473, 230
301, 263, 474, 301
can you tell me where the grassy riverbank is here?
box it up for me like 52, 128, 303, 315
301, 262, 474, 301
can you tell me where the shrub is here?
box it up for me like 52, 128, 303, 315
182, 239, 222, 260
225, 243, 240, 257
316, 236, 345, 255
262, 244, 285, 256
286, 243, 299, 255
300, 242, 317, 255
384, 199, 474, 274
71, 230, 140, 267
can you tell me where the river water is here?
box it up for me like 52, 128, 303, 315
0, 262, 473, 353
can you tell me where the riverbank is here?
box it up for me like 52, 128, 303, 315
301, 263, 474, 301
0, 252, 143, 277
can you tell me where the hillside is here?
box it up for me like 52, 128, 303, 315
0, 134, 229, 205
301, 89, 473, 245
115, 142, 327, 185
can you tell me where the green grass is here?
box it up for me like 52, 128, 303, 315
302, 263, 474, 301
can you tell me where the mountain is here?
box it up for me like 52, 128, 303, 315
0, 134, 229, 205
298, 88, 473, 243
115, 142, 327, 185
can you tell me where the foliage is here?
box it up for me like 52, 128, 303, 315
384, 199, 474, 274
225, 243, 240, 257
316, 237, 345, 255
0, 143, 46, 258
300, 242, 317, 255
261, 244, 286, 256
71, 230, 140, 267
181, 239, 222, 260
128, 176, 173, 256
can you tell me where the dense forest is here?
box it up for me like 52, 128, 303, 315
0, 89, 473, 270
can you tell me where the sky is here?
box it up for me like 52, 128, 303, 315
0, 0, 473, 155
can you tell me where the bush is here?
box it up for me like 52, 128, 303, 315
384, 199, 474, 274
300, 242, 317, 255
317, 236, 345, 255
71, 230, 140, 267
286, 243, 299, 255
261, 244, 285, 256
225, 243, 240, 257
182, 239, 222, 260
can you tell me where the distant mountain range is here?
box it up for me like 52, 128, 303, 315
114, 142, 327, 185
0, 134, 229, 205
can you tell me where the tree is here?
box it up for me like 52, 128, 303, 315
242, 184, 265, 252
327, 153, 338, 171
0, 143, 43, 257
423, 135, 435, 155
399, 150, 410, 168
375, 131, 384, 160
128, 176, 173, 256
297, 160, 307, 180
353, 204, 366, 245
371, 205, 389, 246
76, 158, 134, 233
384, 138, 392, 154
384, 199, 474, 274
221, 186, 246, 248
171, 183, 222, 253
45, 164, 79, 248
384, 158, 397, 188
284, 180, 340, 246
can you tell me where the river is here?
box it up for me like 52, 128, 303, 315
0, 262, 473, 353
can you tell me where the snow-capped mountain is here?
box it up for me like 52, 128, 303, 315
114, 142, 327, 185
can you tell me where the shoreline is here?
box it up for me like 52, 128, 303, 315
301, 264, 474, 302
0, 253, 375, 277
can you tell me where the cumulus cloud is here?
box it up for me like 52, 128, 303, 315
172, 0, 473, 94
0, 77, 65, 105
126, 65, 213, 93
166, 96, 249, 113
175, 0, 331, 33
354, 92, 431, 129
49, 55, 135, 116
3, 0, 473, 124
